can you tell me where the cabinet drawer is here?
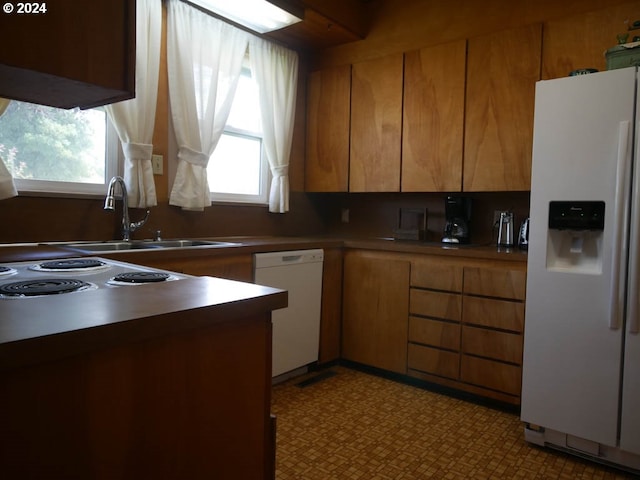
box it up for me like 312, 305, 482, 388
409, 316, 460, 350
410, 289, 462, 321
411, 259, 463, 291
408, 344, 459, 379
463, 267, 526, 300
460, 355, 522, 396
461, 326, 522, 364
462, 296, 524, 332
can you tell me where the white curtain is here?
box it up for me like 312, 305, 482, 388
105, 0, 162, 208
249, 37, 298, 213
167, 0, 250, 211
0, 98, 17, 200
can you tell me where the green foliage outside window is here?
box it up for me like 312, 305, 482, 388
0, 101, 106, 183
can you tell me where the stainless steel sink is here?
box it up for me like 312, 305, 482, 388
60, 239, 240, 253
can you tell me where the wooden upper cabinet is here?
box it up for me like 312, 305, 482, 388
543, 3, 640, 79
402, 40, 466, 192
0, 0, 135, 109
463, 23, 542, 192
305, 65, 351, 192
350, 53, 403, 192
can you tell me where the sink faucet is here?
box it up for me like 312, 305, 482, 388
104, 176, 150, 241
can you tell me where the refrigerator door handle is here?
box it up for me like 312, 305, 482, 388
610, 120, 631, 330
629, 118, 640, 335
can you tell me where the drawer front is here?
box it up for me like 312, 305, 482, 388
461, 326, 522, 364
408, 343, 460, 379
410, 289, 462, 321
462, 296, 525, 332
460, 355, 522, 396
463, 267, 526, 300
409, 316, 460, 350
411, 259, 463, 291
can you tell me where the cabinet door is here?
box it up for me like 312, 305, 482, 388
318, 248, 343, 364
0, 0, 135, 109
464, 24, 542, 191
402, 40, 466, 192
543, 3, 640, 79
350, 53, 403, 192
305, 65, 351, 192
342, 251, 410, 373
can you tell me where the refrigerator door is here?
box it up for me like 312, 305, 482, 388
620, 73, 640, 455
521, 67, 635, 447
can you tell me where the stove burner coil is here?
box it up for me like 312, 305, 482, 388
0, 266, 17, 276
0, 278, 94, 297
38, 259, 107, 270
111, 272, 171, 284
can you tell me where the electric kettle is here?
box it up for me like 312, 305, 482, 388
497, 211, 514, 247
518, 217, 530, 250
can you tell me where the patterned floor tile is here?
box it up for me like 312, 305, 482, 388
272, 367, 635, 480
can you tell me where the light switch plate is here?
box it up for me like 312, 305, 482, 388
152, 154, 163, 175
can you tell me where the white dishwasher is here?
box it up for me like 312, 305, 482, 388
254, 249, 324, 378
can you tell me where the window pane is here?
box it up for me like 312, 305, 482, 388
0, 101, 107, 184
226, 72, 261, 133
208, 134, 261, 195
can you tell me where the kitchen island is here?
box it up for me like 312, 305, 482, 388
0, 273, 287, 480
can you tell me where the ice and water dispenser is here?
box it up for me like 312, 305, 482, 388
546, 201, 605, 274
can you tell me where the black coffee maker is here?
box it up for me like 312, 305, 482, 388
442, 196, 472, 244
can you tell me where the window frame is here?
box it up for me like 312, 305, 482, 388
207, 62, 270, 206
208, 127, 270, 206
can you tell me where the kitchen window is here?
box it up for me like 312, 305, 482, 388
0, 101, 119, 196
207, 65, 269, 205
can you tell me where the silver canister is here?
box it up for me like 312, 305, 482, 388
497, 211, 514, 247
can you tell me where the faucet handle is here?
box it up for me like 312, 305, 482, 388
130, 209, 150, 233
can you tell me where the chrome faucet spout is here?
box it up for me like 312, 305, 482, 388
104, 176, 150, 241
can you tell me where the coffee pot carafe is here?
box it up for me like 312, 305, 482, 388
442, 196, 472, 244
497, 211, 514, 247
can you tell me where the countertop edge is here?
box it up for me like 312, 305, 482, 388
0, 276, 287, 371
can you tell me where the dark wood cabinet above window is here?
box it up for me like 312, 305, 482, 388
0, 0, 135, 109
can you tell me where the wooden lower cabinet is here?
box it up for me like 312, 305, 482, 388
0, 313, 274, 479
318, 248, 344, 364
342, 250, 410, 373
408, 343, 460, 380
406, 255, 526, 405
342, 250, 527, 405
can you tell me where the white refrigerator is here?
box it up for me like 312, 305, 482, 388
521, 66, 640, 472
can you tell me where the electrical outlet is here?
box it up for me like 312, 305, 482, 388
152, 154, 163, 175
341, 208, 350, 223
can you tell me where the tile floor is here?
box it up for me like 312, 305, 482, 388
271, 366, 636, 480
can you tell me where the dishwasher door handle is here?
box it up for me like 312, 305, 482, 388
281, 255, 302, 262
